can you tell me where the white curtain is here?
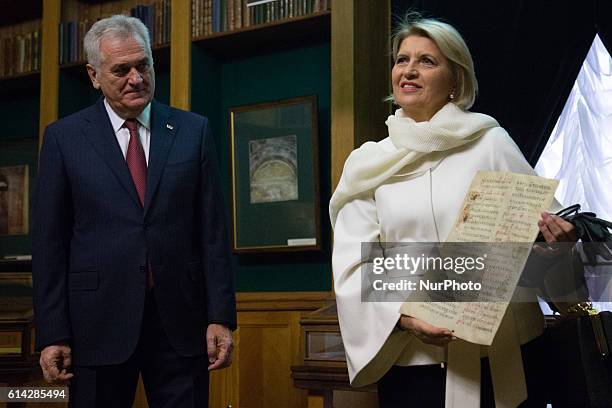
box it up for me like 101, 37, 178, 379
535, 34, 612, 311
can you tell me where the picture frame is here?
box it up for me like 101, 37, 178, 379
229, 96, 321, 253
0, 165, 29, 236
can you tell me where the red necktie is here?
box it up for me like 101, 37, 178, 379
124, 120, 154, 289
124, 119, 147, 206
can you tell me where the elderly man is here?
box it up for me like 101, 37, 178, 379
32, 15, 236, 407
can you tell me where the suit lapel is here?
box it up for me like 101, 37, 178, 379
82, 99, 143, 209
144, 101, 177, 216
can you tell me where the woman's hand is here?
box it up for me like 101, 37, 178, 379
399, 315, 455, 346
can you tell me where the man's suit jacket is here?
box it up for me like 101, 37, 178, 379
32, 98, 236, 366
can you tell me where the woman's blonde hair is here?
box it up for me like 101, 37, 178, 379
388, 12, 478, 110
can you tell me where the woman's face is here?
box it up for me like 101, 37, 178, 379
391, 35, 454, 122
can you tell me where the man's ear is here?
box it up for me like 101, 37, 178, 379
86, 64, 101, 89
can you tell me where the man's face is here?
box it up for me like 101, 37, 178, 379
87, 36, 155, 118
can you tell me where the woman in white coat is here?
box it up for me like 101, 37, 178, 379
330, 13, 578, 408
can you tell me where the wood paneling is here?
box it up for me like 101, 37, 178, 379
39, 0, 61, 146
170, 0, 191, 110
330, 0, 354, 190
209, 291, 332, 408
1, 292, 340, 408
238, 312, 302, 408
333, 390, 378, 408
331, 0, 391, 190
236, 291, 332, 311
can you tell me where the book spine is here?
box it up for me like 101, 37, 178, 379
0, 37, 5, 76
17, 35, 24, 73
213, 0, 220, 32
65, 22, 70, 64
34, 29, 40, 70
148, 4, 155, 43
25, 32, 32, 72
235, 0, 242, 29
222, 0, 227, 32
58, 23, 63, 66
227, 0, 232, 31
165, 0, 170, 44
81, 21, 86, 62
71, 20, 77, 63
207, 0, 213, 34
192, 0, 197, 38
8, 36, 14, 75
198, 0, 202, 36
64, 22, 69, 64
204, 0, 208, 35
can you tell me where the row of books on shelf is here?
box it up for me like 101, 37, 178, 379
0, 0, 331, 77
59, 0, 171, 65
0, 30, 41, 78
191, 0, 331, 38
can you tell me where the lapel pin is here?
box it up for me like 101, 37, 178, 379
166, 124, 174, 130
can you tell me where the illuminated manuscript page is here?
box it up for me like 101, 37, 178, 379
400, 171, 558, 345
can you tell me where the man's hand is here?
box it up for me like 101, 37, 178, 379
206, 324, 233, 371
39, 343, 74, 384
399, 315, 455, 347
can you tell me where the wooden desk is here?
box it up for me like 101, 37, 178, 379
0, 270, 60, 408
0, 293, 42, 408
291, 303, 378, 408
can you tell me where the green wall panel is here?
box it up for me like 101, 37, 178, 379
58, 68, 170, 119
192, 42, 332, 292
154, 69, 170, 106
58, 70, 100, 118
0, 86, 39, 257
0, 138, 37, 257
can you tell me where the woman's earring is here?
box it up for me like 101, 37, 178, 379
449, 90, 455, 100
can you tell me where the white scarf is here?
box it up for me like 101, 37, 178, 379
329, 102, 500, 227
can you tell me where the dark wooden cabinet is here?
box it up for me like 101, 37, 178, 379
292, 302, 378, 408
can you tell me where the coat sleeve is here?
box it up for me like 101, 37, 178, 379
332, 192, 413, 386
486, 128, 565, 213
199, 119, 237, 330
487, 128, 589, 304
32, 125, 73, 350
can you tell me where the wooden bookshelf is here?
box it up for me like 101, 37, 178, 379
0, 0, 42, 26
58, 43, 171, 78
0, 19, 43, 81
193, 10, 330, 58
170, 0, 190, 110
331, 0, 391, 188
39, 0, 60, 143
0, 70, 41, 82
0, 0, 392, 406
0, 260, 32, 274
0, 71, 41, 97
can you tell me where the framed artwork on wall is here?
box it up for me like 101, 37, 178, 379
229, 96, 321, 253
0, 165, 29, 236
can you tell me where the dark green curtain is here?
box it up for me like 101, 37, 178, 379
392, 0, 612, 165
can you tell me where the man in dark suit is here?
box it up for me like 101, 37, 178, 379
32, 14, 236, 407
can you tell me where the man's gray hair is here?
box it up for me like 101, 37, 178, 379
84, 14, 153, 69
387, 12, 478, 110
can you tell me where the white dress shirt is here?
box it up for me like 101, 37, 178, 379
104, 99, 151, 164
